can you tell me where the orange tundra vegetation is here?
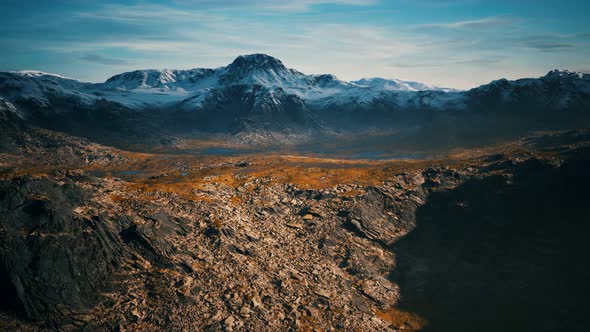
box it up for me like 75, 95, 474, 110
119, 162, 409, 199
376, 307, 428, 331
106, 152, 443, 198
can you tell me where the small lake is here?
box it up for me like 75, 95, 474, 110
201, 147, 244, 156
174, 145, 425, 161
118, 170, 143, 176
346, 151, 425, 160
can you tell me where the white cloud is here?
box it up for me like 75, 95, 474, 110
262, 0, 377, 11
415, 16, 518, 30
76, 4, 219, 24
173, 0, 376, 12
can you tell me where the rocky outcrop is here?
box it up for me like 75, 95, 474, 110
0, 175, 122, 323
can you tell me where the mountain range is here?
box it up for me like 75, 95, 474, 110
1, 54, 589, 147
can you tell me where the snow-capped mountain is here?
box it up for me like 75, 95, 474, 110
1, 54, 461, 110
466, 69, 590, 110
2, 55, 587, 111
0, 54, 589, 144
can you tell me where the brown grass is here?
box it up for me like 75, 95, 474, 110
105, 152, 433, 200
376, 307, 428, 331
230, 196, 242, 205
212, 219, 223, 229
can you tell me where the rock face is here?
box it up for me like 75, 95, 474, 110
346, 184, 426, 246
218, 54, 304, 86
0, 173, 193, 329
0, 176, 121, 321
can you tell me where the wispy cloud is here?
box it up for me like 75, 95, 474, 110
454, 55, 507, 65
518, 34, 577, 52
389, 61, 435, 68
261, 0, 377, 11
174, 0, 376, 12
389, 55, 506, 68
415, 16, 518, 30
523, 41, 574, 51
80, 53, 128, 65
76, 4, 218, 24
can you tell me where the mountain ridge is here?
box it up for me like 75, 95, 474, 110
1, 54, 589, 146
8, 54, 588, 91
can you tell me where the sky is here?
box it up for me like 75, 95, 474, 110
1, 0, 589, 89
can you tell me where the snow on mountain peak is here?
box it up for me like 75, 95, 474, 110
544, 69, 588, 80
103, 68, 216, 90
106, 69, 177, 87
226, 54, 287, 72
352, 77, 457, 92
310, 74, 340, 85
219, 54, 304, 86
9, 70, 74, 81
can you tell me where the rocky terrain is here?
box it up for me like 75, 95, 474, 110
1, 128, 589, 331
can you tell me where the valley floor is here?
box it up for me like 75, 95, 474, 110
1, 130, 590, 331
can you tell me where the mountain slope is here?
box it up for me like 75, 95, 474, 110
0, 97, 125, 168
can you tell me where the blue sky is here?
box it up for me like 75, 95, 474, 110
1, 0, 589, 88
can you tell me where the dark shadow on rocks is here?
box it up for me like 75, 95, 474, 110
391, 157, 590, 332
0, 176, 125, 323
0, 262, 25, 317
